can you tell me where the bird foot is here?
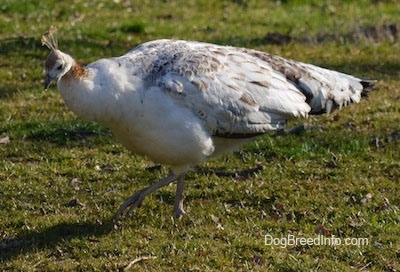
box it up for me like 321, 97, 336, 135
112, 173, 183, 222
173, 205, 186, 219
113, 188, 147, 221
173, 175, 186, 219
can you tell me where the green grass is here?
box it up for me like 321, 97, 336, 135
1, 0, 400, 270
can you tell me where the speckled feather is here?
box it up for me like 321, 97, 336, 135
96, 40, 372, 135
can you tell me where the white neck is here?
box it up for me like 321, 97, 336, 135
57, 63, 140, 127
57, 64, 105, 123
59, 51, 74, 78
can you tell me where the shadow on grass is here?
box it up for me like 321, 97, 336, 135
0, 220, 114, 262
0, 83, 20, 100
26, 125, 110, 146
3, 119, 112, 147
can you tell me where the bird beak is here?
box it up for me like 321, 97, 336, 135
44, 74, 53, 90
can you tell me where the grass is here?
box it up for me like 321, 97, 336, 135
1, 0, 400, 270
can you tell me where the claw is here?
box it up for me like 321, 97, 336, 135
112, 173, 184, 222
113, 188, 147, 221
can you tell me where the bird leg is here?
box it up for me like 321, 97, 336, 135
113, 173, 182, 221
173, 175, 186, 218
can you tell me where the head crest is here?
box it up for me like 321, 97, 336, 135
41, 26, 58, 51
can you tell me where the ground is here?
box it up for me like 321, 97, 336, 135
1, 0, 400, 271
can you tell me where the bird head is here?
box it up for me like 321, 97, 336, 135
42, 26, 73, 89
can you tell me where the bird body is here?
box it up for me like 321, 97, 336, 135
42, 28, 375, 219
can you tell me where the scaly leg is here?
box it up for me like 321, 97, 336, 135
113, 173, 181, 221
173, 175, 186, 218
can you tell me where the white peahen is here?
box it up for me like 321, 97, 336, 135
42, 26, 375, 220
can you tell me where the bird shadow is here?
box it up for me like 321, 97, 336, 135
194, 165, 265, 180
0, 220, 114, 262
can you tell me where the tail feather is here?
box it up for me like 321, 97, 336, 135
292, 66, 377, 115
237, 48, 377, 115
360, 79, 377, 96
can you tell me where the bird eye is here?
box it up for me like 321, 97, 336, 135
57, 64, 63, 70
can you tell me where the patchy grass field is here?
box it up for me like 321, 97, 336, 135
1, 0, 400, 271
